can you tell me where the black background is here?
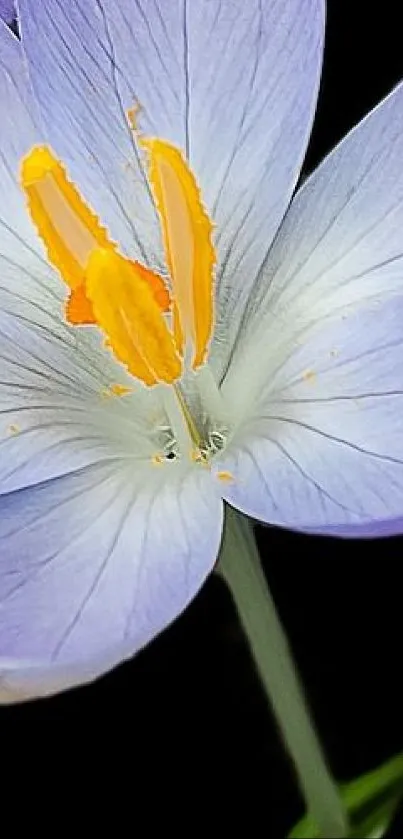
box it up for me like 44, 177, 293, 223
1, 2, 403, 835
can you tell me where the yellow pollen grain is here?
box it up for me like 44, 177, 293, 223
141, 137, 216, 369
110, 383, 132, 396
190, 448, 207, 464
151, 454, 164, 465
302, 369, 316, 384
127, 103, 142, 133
7, 423, 20, 435
101, 383, 132, 399
217, 470, 234, 483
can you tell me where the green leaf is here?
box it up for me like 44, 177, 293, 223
288, 752, 403, 838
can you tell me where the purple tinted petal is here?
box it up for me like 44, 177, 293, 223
0, 1, 15, 25
0, 462, 223, 702
231, 81, 403, 369
216, 297, 403, 537
0, 264, 224, 706
301, 518, 403, 539
218, 79, 403, 538
17, 0, 163, 267
0, 21, 45, 265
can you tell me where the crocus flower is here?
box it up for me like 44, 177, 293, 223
1, 0, 402, 703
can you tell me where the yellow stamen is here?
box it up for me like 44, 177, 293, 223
65, 261, 171, 327
85, 249, 182, 386
172, 300, 184, 358
141, 138, 216, 368
129, 261, 171, 312
65, 283, 96, 325
20, 145, 171, 315
20, 145, 115, 290
21, 141, 215, 396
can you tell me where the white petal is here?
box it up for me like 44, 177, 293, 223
229, 81, 403, 383
215, 297, 403, 533
218, 81, 403, 535
0, 460, 223, 702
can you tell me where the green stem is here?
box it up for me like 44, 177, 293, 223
216, 505, 348, 839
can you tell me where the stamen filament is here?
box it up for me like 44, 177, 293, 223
161, 386, 195, 456
174, 384, 202, 448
